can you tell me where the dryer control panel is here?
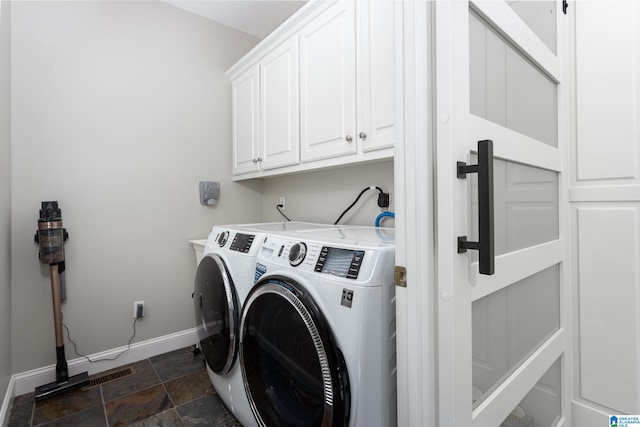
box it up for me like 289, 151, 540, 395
258, 235, 387, 284
314, 246, 365, 279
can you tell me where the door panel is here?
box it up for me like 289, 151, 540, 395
472, 1, 561, 81
469, 10, 558, 147
435, 1, 567, 425
469, 158, 559, 262
472, 264, 560, 407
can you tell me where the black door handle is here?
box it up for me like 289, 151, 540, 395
457, 139, 495, 275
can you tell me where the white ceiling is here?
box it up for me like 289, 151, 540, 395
164, 1, 307, 39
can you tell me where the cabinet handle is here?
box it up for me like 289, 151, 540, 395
257, 157, 263, 162
252, 158, 258, 164
456, 139, 495, 275
359, 132, 367, 140
345, 135, 353, 143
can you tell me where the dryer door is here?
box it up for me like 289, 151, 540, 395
240, 276, 350, 427
194, 254, 240, 375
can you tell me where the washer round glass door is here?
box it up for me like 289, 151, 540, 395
240, 276, 350, 427
194, 254, 239, 375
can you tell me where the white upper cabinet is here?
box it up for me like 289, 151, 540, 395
301, 0, 399, 162
227, 0, 401, 180
259, 37, 300, 171
231, 64, 259, 175
357, 0, 397, 153
300, 1, 357, 162
232, 38, 300, 176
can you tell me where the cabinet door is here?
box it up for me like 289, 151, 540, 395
299, 0, 357, 163
260, 37, 300, 171
232, 64, 259, 176
357, 0, 398, 153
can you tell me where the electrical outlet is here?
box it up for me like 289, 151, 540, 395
279, 197, 286, 210
378, 192, 390, 210
134, 301, 145, 318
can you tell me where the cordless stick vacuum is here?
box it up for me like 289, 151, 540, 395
34, 201, 89, 401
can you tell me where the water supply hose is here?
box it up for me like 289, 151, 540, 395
375, 211, 395, 228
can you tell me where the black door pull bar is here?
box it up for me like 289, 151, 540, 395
457, 139, 495, 276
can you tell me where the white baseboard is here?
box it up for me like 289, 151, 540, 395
10, 327, 198, 399
0, 376, 16, 427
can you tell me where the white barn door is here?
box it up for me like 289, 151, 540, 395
435, 1, 569, 426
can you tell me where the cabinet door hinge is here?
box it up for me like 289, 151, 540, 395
563, 0, 568, 15
395, 266, 407, 288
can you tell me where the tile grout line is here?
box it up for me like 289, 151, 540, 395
148, 349, 209, 425
158, 368, 176, 408
29, 398, 35, 427
100, 386, 109, 427
99, 358, 165, 407
148, 355, 180, 423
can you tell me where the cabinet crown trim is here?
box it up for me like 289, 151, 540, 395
225, 0, 338, 80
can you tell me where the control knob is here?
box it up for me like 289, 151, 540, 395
217, 231, 229, 247
288, 242, 307, 267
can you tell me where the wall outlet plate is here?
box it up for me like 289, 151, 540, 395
134, 301, 144, 318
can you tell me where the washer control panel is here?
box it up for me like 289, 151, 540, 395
217, 231, 229, 247
229, 233, 255, 253
211, 229, 256, 254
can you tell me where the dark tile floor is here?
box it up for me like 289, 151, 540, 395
6, 346, 242, 427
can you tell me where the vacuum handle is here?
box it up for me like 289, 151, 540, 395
50, 264, 65, 347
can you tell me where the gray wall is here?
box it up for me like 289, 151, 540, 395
260, 161, 395, 227
0, 0, 12, 404
10, 1, 261, 373
9, 0, 396, 377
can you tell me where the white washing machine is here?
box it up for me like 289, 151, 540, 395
239, 226, 396, 427
194, 225, 264, 427
194, 222, 339, 426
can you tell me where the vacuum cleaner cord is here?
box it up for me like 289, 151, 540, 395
62, 316, 138, 363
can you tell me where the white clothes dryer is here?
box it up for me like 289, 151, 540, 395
239, 226, 396, 427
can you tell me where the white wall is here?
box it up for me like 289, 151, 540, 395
10, 0, 261, 374
571, 1, 640, 424
0, 0, 12, 405
260, 160, 395, 226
